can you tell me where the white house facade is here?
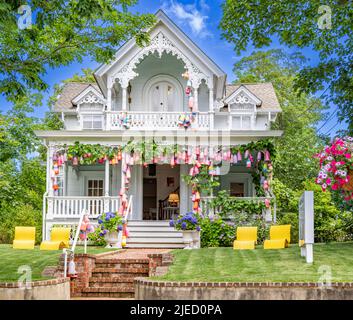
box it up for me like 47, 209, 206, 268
36, 10, 282, 248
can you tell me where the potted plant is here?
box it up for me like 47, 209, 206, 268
170, 212, 201, 249
97, 212, 124, 248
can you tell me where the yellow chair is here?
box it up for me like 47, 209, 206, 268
264, 225, 291, 249
233, 226, 258, 250
40, 227, 71, 250
13, 227, 35, 250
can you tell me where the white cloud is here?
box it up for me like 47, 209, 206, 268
162, 0, 211, 38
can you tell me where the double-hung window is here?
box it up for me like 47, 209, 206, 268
82, 114, 103, 130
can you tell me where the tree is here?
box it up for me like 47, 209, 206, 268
0, 1, 155, 100
233, 49, 325, 189
220, 1, 353, 132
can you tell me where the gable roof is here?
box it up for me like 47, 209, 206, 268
94, 10, 226, 97
53, 82, 101, 112
225, 83, 281, 111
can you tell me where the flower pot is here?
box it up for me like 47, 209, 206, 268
104, 231, 121, 248
342, 170, 353, 192
182, 230, 200, 249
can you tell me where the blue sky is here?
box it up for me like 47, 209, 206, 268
0, 0, 344, 136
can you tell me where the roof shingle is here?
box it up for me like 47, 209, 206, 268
53, 82, 101, 112
225, 83, 281, 111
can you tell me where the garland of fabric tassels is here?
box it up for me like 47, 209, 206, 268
118, 152, 133, 248
51, 152, 66, 195
178, 70, 198, 129
50, 143, 274, 218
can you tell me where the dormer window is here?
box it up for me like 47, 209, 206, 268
71, 85, 106, 130
223, 85, 262, 113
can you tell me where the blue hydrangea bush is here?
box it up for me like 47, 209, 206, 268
97, 212, 124, 236
170, 212, 201, 231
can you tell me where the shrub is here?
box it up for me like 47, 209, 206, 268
277, 212, 299, 243
0, 204, 42, 244
88, 228, 107, 246
200, 216, 235, 247
210, 190, 265, 218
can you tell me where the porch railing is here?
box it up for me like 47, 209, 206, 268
45, 196, 120, 219
199, 195, 277, 223
109, 111, 210, 130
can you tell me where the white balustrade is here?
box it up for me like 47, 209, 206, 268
110, 111, 210, 130
46, 196, 120, 219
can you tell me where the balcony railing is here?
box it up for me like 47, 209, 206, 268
109, 111, 210, 130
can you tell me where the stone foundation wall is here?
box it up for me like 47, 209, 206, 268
0, 278, 70, 300
134, 279, 353, 300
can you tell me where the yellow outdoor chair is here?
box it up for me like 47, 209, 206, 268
13, 227, 35, 250
264, 225, 291, 249
40, 227, 71, 250
233, 226, 258, 250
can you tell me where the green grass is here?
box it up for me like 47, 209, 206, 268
155, 242, 353, 282
0, 244, 117, 282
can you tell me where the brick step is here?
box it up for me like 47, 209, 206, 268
94, 262, 149, 269
83, 287, 134, 294
89, 282, 135, 289
89, 276, 136, 284
96, 258, 150, 264
81, 292, 134, 299
92, 267, 149, 274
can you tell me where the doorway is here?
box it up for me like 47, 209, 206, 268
142, 178, 157, 220
145, 75, 182, 112
142, 164, 180, 220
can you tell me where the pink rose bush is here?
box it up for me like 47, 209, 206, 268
315, 137, 353, 200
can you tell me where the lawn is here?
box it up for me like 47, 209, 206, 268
0, 244, 117, 282
156, 242, 353, 282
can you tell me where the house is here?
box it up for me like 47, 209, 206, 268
35, 10, 282, 248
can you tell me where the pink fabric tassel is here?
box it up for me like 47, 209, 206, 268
265, 150, 271, 161
237, 151, 242, 161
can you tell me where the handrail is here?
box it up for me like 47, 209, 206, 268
42, 191, 48, 241
63, 209, 87, 277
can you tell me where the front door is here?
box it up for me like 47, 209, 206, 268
149, 81, 177, 112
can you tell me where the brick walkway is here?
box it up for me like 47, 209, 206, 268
103, 248, 171, 260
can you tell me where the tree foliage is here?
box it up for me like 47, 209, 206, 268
220, 1, 353, 132
0, 0, 155, 100
234, 49, 325, 189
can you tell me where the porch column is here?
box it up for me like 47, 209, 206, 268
122, 85, 128, 111
106, 82, 112, 130
209, 87, 214, 130
45, 145, 54, 241
104, 159, 110, 212
180, 164, 190, 215
193, 85, 199, 111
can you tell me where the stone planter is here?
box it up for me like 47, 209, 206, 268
104, 231, 121, 248
191, 230, 200, 249
182, 230, 200, 249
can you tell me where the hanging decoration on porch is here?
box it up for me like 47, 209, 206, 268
315, 136, 353, 205
50, 140, 275, 206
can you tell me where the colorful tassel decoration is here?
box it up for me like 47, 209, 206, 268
237, 151, 242, 161
265, 150, 271, 162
